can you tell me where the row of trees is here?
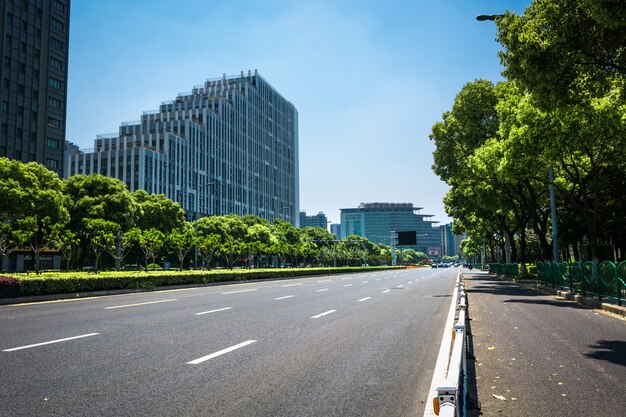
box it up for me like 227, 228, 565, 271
431, 0, 626, 269
0, 159, 430, 272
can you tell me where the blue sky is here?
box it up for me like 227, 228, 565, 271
66, 0, 530, 225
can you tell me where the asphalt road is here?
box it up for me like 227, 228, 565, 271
0, 268, 458, 417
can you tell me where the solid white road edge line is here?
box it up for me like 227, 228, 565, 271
194, 307, 233, 316
311, 310, 336, 319
3, 333, 100, 352
104, 299, 177, 309
423, 274, 460, 417
358, 297, 371, 302
281, 283, 302, 287
187, 340, 257, 365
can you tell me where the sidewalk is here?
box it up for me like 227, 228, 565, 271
464, 270, 626, 416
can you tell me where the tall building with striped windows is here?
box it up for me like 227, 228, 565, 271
0, 0, 70, 176
66, 71, 299, 224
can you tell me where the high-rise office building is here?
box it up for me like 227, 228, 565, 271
340, 202, 441, 254
0, 0, 70, 176
299, 211, 328, 229
66, 71, 299, 224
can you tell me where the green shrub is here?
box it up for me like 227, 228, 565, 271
4, 266, 403, 297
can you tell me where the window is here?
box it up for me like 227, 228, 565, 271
6, 14, 13, 25
52, 19, 65, 33
50, 57, 63, 70
48, 97, 61, 108
47, 117, 60, 127
50, 38, 64, 51
18, 84, 25, 94
3, 78, 9, 89
16, 128, 23, 138
22, 20, 28, 30
17, 106, 23, 115
31, 110, 37, 120
5, 35, 11, 46
21, 41, 26, 52
45, 158, 59, 170
47, 138, 61, 149
48, 77, 62, 89
2, 101, 7, 112
1, 124, 7, 134
53, 1, 67, 13
20, 63, 26, 73
4, 56, 10, 67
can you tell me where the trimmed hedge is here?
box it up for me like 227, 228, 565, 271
2, 266, 402, 298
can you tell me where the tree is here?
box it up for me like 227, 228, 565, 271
133, 190, 186, 234
55, 230, 79, 272
245, 223, 273, 268
127, 228, 165, 270
64, 174, 137, 269
0, 223, 18, 271
167, 224, 196, 270
195, 217, 222, 269
14, 216, 63, 274
0, 159, 69, 273
83, 218, 120, 273
497, 1, 626, 107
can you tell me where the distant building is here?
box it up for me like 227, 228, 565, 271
66, 71, 299, 224
299, 211, 328, 229
441, 222, 466, 258
339, 202, 441, 253
0, 0, 71, 176
330, 223, 341, 240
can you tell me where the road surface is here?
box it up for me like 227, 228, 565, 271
0, 268, 458, 417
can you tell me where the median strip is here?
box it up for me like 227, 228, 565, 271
3, 333, 100, 352
187, 340, 257, 365
104, 299, 177, 309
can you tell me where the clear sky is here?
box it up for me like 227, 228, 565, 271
66, 0, 530, 225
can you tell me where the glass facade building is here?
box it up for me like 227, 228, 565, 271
66, 71, 299, 224
339, 202, 441, 254
299, 211, 328, 229
0, 0, 70, 176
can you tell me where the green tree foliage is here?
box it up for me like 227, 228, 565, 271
167, 224, 196, 270
83, 218, 120, 272
127, 228, 165, 270
133, 190, 186, 234
497, 0, 626, 107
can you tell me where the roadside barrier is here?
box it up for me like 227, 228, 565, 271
425, 269, 468, 417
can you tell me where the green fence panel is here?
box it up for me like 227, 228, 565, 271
598, 261, 617, 302
570, 262, 582, 293
616, 261, 626, 306
582, 261, 596, 298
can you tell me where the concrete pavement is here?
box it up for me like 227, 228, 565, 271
465, 270, 626, 416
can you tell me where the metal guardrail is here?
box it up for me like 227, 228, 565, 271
425, 269, 468, 417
